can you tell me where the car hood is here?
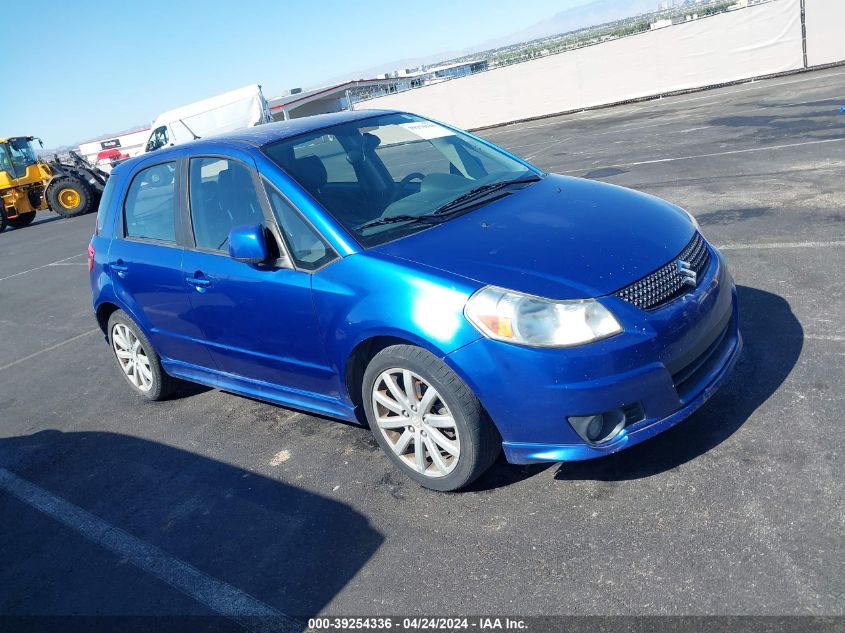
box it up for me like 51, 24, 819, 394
374, 174, 697, 300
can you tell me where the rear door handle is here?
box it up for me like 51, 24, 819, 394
111, 260, 128, 277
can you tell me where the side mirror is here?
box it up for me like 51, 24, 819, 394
228, 224, 270, 263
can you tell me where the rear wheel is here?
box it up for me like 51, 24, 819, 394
107, 310, 178, 401
0, 208, 7, 233
362, 344, 501, 491
47, 177, 93, 218
8, 212, 36, 229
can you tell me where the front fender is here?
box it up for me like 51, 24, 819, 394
311, 252, 483, 399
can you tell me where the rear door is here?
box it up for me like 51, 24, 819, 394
180, 152, 338, 396
108, 158, 214, 368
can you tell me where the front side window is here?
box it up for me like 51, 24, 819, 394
262, 113, 537, 247
189, 157, 265, 252
264, 183, 336, 271
4, 138, 38, 179
146, 126, 170, 152
0, 143, 13, 176
123, 162, 177, 243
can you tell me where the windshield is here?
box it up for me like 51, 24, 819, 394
263, 113, 537, 246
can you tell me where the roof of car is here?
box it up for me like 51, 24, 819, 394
200, 109, 400, 147
111, 109, 403, 176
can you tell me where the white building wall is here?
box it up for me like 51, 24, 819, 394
78, 128, 150, 168
360, 0, 807, 130
804, 0, 845, 67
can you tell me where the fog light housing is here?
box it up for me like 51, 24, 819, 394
568, 409, 628, 445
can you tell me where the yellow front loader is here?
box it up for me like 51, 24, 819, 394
0, 136, 107, 233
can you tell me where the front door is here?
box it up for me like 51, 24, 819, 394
180, 154, 336, 396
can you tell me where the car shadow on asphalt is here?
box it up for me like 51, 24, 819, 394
554, 285, 803, 482
467, 456, 554, 492
0, 429, 383, 629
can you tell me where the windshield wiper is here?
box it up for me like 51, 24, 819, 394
356, 214, 441, 231
433, 174, 541, 216
357, 175, 542, 232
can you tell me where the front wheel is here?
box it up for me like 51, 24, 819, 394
47, 177, 93, 218
0, 208, 7, 233
107, 310, 178, 401
363, 345, 501, 491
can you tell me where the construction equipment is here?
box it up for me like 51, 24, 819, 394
0, 136, 109, 233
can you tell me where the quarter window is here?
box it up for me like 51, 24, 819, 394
264, 183, 336, 271
123, 162, 177, 243
96, 177, 118, 235
189, 157, 265, 252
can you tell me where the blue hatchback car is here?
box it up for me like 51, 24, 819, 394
89, 110, 741, 490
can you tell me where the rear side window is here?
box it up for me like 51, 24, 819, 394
189, 157, 265, 252
95, 177, 117, 235
123, 162, 177, 243
264, 183, 336, 271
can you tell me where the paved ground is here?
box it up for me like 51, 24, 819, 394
0, 68, 843, 625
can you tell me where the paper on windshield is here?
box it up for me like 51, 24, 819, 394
398, 121, 454, 140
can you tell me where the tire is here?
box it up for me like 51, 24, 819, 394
46, 177, 93, 218
107, 310, 178, 401
362, 344, 501, 491
8, 212, 36, 229
0, 208, 7, 234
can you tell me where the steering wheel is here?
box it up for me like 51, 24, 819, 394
391, 172, 426, 203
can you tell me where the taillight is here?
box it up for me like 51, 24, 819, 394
87, 243, 95, 273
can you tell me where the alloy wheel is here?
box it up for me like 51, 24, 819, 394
371, 368, 460, 478
112, 323, 154, 392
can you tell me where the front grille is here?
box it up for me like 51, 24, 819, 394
615, 233, 710, 310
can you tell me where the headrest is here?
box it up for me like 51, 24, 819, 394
218, 166, 253, 191
292, 156, 328, 191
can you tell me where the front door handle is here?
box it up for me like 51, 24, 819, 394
186, 272, 212, 292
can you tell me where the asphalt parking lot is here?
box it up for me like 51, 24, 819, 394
0, 67, 843, 625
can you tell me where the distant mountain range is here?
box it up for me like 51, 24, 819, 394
319, 0, 660, 84
41, 125, 149, 158
480, 0, 661, 49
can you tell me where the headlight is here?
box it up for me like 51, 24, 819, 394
465, 286, 622, 348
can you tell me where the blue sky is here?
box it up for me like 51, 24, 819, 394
2, 0, 591, 147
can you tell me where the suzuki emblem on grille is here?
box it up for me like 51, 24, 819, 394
676, 259, 697, 287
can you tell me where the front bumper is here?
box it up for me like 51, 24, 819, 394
444, 244, 741, 464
